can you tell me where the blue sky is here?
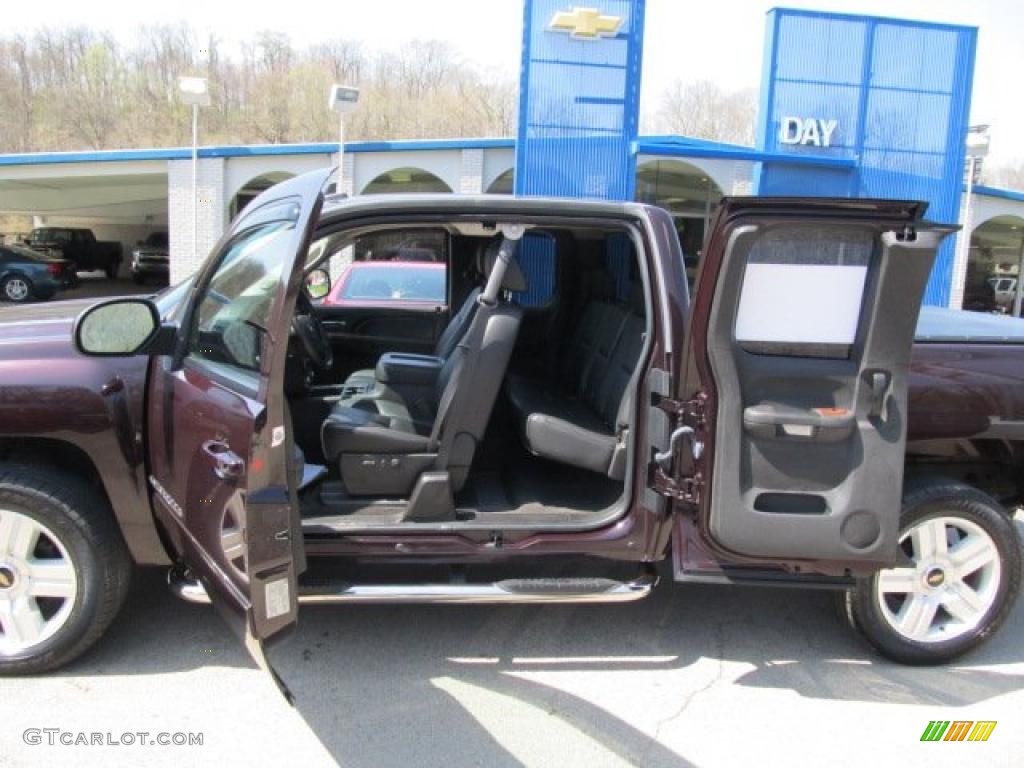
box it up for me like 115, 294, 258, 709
10, 1, 1024, 164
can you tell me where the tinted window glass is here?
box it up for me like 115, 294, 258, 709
512, 232, 557, 309
341, 265, 446, 303
29, 229, 71, 244
314, 227, 450, 309
188, 199, 299, 373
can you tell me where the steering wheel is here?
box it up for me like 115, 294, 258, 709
292, 293, 334, 371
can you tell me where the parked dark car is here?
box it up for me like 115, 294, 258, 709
0, 170, 1020, 690
24, 227, 123, 278
0, 243, 76, 302
130, 231, 169, 285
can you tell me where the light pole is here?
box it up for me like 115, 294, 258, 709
178, 77, 211, 263
328, 85, 360, 195
952, 124, 990, 309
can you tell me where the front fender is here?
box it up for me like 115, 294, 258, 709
0, 325, 169, 565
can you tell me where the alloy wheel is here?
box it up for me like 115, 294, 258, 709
0, 508, 79, 656
875, 515, 1001, 643
4, 278, 30, 302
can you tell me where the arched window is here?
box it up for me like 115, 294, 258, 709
361, 168, 453, 195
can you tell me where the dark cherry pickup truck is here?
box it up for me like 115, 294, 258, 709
0, 169, 1020, 693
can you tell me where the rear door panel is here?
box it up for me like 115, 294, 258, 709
677, 200, 954, 571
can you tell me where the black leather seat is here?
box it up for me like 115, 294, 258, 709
322, 236, 527, 497
507, 285, 645, 480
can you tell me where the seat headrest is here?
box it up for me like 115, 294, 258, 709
478, 237, 528, 293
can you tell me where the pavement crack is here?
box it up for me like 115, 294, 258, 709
650, 618, 728, 746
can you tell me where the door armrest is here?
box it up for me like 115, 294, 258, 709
743, 402, 855, 442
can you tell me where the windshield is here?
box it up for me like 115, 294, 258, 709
144, 232, 169, 248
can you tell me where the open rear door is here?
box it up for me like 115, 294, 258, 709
672, 199, 955, 573
147, 169, 331, 699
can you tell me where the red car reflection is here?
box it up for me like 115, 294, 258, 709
321, 261, 447, 310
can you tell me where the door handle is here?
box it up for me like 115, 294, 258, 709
202, 439, 245, 482
867, 370, 891, 419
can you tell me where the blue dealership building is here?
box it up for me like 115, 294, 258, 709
0, 3, 1021, 308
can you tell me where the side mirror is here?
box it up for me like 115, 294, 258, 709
74, 298, 161, 356
305, 268, 331, 300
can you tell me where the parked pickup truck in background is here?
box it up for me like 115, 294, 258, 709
24, 227, 123, 278
130, 231, 169, 285
0, 170, 1019, 695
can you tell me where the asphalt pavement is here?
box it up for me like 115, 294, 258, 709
1, 516, 1022, 768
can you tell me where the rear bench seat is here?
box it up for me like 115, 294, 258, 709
507, 287, 645, 480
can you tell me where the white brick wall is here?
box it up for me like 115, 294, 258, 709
459, 149, 484, 194
340, 153, 356, 197
730, 161, 756, 196
168, 157, 226, 284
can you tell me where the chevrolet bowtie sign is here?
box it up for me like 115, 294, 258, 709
549, 6, 623, 39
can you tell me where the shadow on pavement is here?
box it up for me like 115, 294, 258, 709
56, 552, 1024, 767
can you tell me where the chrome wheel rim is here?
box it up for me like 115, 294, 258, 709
4, 278, 29, 301
875, 515, 1001, 644
0, 509, 78, 656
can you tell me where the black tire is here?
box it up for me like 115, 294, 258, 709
0, 464, 132, 675
1, 274, 34, 303
105, 261, 121, 280
844, 480, 1021, 665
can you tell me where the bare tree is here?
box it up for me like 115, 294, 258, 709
984, 160, 1024, 190
0, 23, 520, 151
653, 79, 758, 146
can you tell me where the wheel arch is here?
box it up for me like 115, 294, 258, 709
905, 438, 1024, 515
0, 436, 171, 566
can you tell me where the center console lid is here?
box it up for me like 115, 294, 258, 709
375, 352, 444, 387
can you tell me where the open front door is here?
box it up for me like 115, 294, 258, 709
673, 199, 955, 573
147, 169, 330, 698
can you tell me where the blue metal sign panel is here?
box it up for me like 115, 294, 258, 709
755, 9, 977, 306
515, 0, 646, 200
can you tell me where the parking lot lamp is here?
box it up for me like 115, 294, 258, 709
178, 77, 211, 262
328, 85, 360, 195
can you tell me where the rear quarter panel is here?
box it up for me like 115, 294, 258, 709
908, 342, 1024, 443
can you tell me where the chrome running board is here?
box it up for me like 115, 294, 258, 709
169, 568, 656, 606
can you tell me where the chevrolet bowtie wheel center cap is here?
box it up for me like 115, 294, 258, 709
924, 567, 946, 589
0, 566, 16, 590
